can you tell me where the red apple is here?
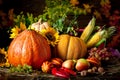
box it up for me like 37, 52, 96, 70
75, 58, 90, 71
62, 59, 76, 69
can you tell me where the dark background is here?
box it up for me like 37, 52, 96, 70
0, 0, 120, 17
0, 0, 45, 16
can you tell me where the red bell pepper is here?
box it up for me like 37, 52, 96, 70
60, 67, 76, 76
51, 67, 70, 78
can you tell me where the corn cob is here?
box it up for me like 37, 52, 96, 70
86, 30, 105, 48
80, 17, 96, 43
95, 26, 116, 47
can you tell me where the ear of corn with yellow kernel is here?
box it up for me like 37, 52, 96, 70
80, 16, 96, 43
95, 26, 116, 47
86, 30, 105, 48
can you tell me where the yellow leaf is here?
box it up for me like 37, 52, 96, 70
10, 26, 20, 38
20, 22, 27, 31
70, 0, 79, 6
93, 10, 102, 19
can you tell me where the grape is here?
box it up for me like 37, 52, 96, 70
9, 67, 16, 72
80, 70, 87, 76
92, 67, 97, 72
88, 47, 113, 61
87, 69, 93, 73
86, 66, 105, 74
9, 64, 33, 73
97, 67, 104, 73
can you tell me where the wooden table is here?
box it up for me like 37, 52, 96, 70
0, 59, 120, 80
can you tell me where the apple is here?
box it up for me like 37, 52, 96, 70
75, 58, 90, 71
62, 59, 76, 69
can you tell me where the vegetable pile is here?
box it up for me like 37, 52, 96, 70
0, 0, 120, 79
0, 16, 120, 79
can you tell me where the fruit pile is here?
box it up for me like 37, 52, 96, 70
0, 16, 119, 79
40, 57, 105, 78
88, 47, 113, 61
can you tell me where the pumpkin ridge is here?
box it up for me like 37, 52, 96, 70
78, 39, 83, 57
79, 39, 87, 57
37, 32, 51, 60
30, 31, 40, 68
21, 30, 33, 66
16, 31, 28, 65
37, 35, 48, 60
73, 37, 81, 59
66, 35, 71, 59
78, 38, 82, 57
30, 31, 51, 68
57, 34, 70, 60
31, 31, 44, 68
67, 36, 75, 59
18, 36, 24, 65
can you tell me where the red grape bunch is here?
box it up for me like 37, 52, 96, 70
88, 47, 113, 61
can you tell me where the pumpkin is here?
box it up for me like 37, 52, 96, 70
55, 34, 87, 60
8, 29, 51, 69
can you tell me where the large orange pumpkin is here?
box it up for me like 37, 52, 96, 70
55, 34, 87, 60
8, 30, 51, 69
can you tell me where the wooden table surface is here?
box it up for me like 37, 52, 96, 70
0, 59, 120, 80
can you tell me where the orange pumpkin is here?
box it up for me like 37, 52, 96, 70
8, 30, 51, 69
55, 34, 87, 60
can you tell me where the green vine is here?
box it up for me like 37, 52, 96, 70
38, 0, 87, 35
